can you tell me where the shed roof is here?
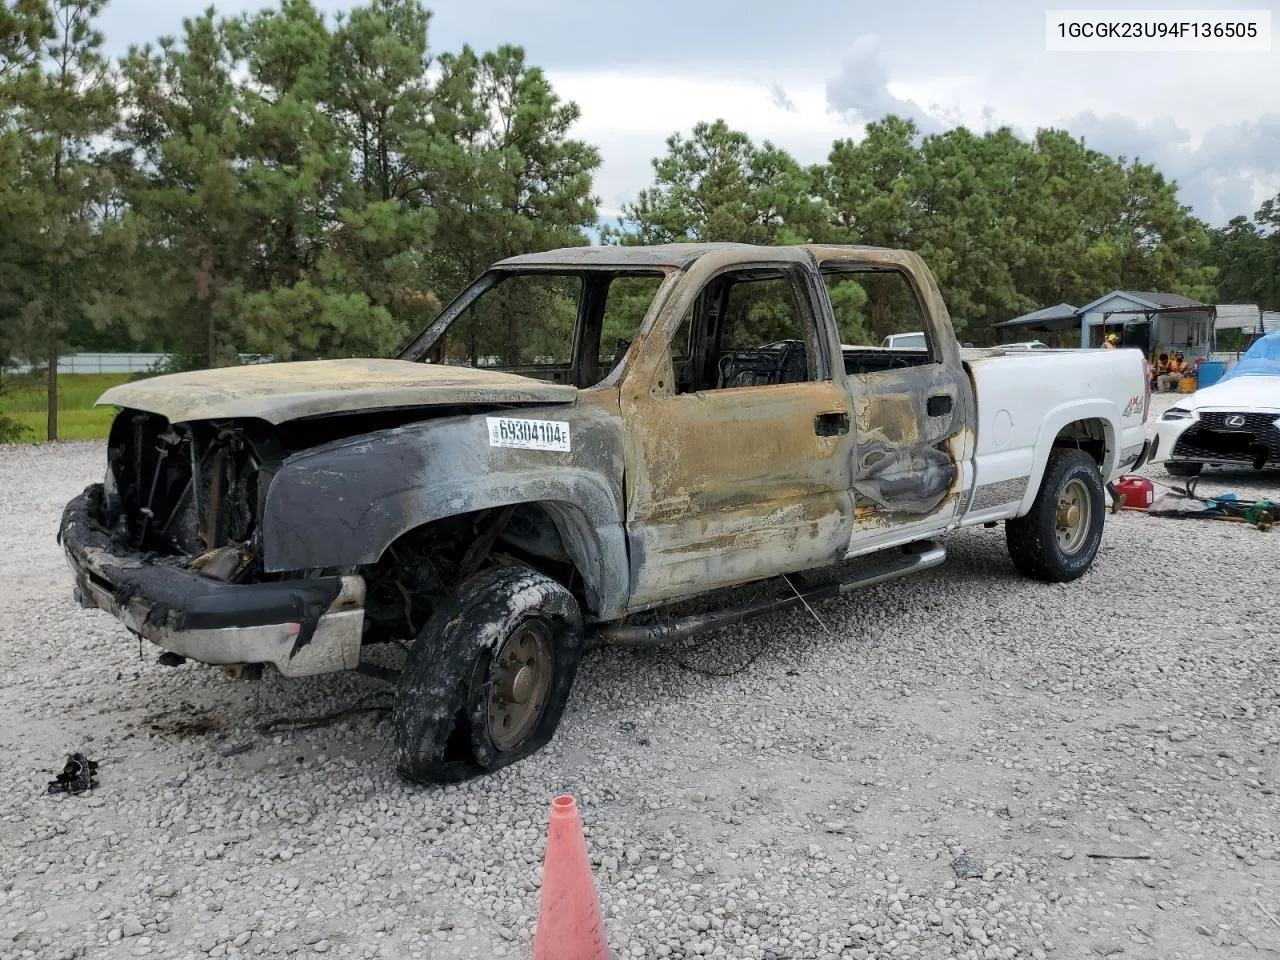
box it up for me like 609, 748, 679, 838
995, 303, 1081, 331
1117, 291, 1205, 309
1080, 290, 1208, 314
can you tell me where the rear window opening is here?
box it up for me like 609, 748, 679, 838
821, 266, 938, 375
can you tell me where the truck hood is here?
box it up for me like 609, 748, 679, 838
97, 358, 578, 425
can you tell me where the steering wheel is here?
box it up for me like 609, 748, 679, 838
609, 338, 631, 369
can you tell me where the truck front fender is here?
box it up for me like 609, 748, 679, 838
1017, 400, 1121, 515
260, 408, 629, 619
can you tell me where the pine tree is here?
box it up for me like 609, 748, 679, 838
15, 0, 116, 439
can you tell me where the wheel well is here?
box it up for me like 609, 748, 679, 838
1052, 418, 1108, 466
360, 502, 594, 642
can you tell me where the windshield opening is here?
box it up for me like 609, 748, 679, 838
403, 268, 670, 388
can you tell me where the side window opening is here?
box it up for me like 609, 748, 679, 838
821, 266, 938, 376
598, 274, 664, 379
670, 268, 825, 395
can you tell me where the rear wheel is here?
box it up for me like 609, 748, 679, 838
393, 566, 584, 784
1006, 448, 1106, 582
1165, 461, 1204, 477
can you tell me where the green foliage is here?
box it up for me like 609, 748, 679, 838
612, 119, 819, 245
103, 0, 597, 370
600, 276, 664, 359
0, 371, 128, 442
1211, 194, 1280, 311
116, 6, 247, 366
0, 415, 28, 442
0, 0, 1262, 410
0, 0, 121, 439
823, 275, 871, 345
233, 281, 403, 360
622, 115, 1224, 346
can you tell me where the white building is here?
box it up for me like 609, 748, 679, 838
1077, 291, 1215, 359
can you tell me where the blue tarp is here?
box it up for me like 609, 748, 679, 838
1220, 330, 1280, 382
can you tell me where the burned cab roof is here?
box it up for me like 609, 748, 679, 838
494, 244, 719, 270
494, 242, 914, 271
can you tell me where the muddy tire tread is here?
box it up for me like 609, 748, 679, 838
393, 565, 584, 785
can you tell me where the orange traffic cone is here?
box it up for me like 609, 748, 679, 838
532, 795, 610, 960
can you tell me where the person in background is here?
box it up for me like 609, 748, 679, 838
1152, 352, 1170, 389
1104, 333, 1120, 349
1158, 351, 1188, 392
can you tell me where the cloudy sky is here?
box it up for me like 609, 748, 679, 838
100, 0, 1280, 225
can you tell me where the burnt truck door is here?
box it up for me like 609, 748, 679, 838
619, 248, 856, 612
809, 247, 975, 555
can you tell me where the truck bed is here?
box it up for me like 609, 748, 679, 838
958, 346, 1149, 522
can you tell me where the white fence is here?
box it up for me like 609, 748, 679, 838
4, 353, 170, 375
5, 353, 275, 375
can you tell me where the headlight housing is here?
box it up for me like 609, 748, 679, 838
1162, 407, 1192, 421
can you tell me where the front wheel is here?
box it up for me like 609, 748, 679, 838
393, 566, 585, 784
1006, 448, 1106, 582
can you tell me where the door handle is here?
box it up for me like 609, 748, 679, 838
927, 394, 952, 417
814, 410, 850, 437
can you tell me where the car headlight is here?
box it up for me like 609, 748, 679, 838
1162, 407, 1192, 421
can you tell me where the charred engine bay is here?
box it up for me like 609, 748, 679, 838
104, 405, 583, 646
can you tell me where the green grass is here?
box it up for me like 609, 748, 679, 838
0, 373, 131, 444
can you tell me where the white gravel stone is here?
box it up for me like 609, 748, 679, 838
2, 404, 1277, 959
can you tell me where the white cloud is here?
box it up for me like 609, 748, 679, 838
1064, 111, 1280, 224
824, 37, 943, 134
768, 82, 799, 114
548, 70, 851, 217
99, 0, 1280, 225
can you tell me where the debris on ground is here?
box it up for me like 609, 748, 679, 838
950, 854, 984, 879
46, 752, 98, 795
4, 401, 1280, 959
1147, 490, 1274, 529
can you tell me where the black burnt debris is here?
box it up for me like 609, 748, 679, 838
47, 753, 99, 795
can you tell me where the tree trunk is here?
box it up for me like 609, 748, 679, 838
196, 249, 218, 367
377, 110, 390, 201
48, 136, 63, 442
46, 339, 57, 442
207, 299, 217, 368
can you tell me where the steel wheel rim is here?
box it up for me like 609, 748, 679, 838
1055, 478, 1092, 555
487, 619, 553, 751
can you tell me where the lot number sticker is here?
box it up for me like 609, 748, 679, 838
486, 417, 571, 452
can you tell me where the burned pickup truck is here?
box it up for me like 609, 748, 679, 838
60, 243, 1151, 783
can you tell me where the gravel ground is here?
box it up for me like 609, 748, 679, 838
3, 392, 1279, 960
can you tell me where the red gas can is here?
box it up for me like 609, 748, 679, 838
1114, 476, 1154, 508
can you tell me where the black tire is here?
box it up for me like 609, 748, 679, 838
1165, 461, 1203, 477
1006, 448, 1106, 583
393, 565, 584, 785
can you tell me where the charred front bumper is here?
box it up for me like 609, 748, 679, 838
59, 485, 365, 677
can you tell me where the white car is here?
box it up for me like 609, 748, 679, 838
881, 331, 927, 350
1148, 331, 1280, 476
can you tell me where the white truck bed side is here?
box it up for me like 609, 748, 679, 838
958, 348, 1148, 524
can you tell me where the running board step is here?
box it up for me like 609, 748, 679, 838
596, 540, 947, 648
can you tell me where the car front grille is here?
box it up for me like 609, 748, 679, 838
1172, 411, 1280, 465
1196, 411, 1280, 432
